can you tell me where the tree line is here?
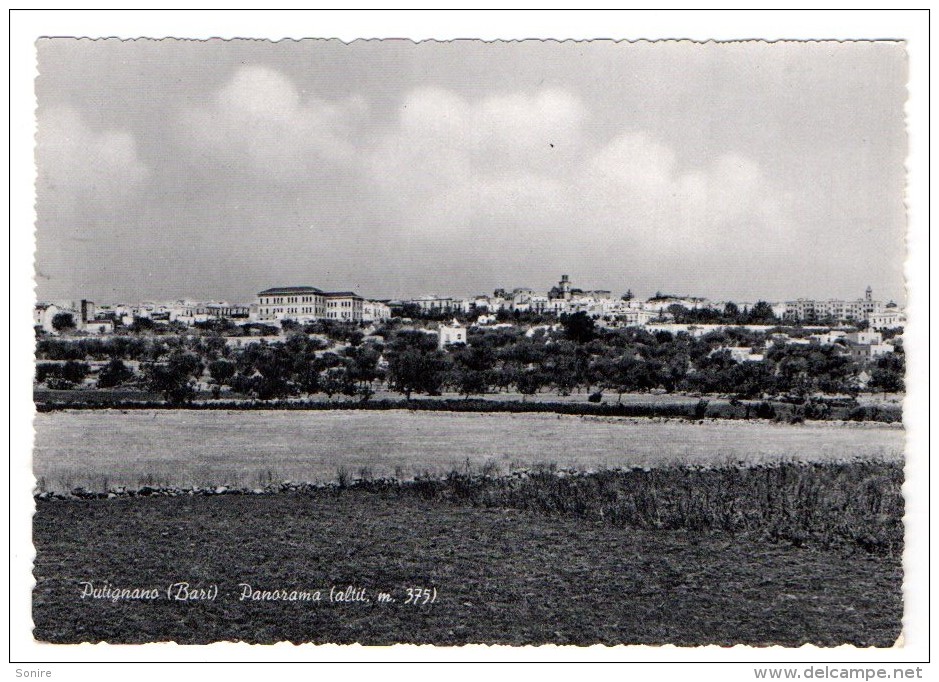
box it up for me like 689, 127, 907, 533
35, 312, 904, 404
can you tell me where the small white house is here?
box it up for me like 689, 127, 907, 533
844, 330, 883, 346
438, 319, 467, 348
34, 303, 65, 333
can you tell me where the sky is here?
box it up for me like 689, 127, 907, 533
33, 39, 908, 305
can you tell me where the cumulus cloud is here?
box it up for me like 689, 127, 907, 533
583, 136, 786, 249
368, 87, 586, 200
34, 107, 151, 296
179, 65, 362, 180
368, 87, 790, 262
36, 106, 149, 209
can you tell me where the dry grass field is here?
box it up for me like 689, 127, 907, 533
32, 409, 903, 493
32, 409, 904, 645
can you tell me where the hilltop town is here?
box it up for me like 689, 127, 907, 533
33, 274, 905, 408
36, 273, 906, 333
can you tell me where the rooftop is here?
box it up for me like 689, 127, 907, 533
257, 286, 323, 296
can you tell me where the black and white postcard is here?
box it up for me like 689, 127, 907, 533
10, 9, 931, 674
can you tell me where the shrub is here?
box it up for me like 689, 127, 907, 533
398, 460, 903, 555
693, 398, 710, 419
754, 401, 777, 419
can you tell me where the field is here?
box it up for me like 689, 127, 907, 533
33, 486, 902, 646
32, 409, 904, 492
32, 409, 905, 645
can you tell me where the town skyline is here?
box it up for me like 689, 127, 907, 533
35, 275, 903, 310
34, 40, 907, 306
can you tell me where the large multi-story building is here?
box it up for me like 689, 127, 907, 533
256, 286, 368, 323
324, 292, 364, 322
785, 287, 883, 322
256, 286, 326, 322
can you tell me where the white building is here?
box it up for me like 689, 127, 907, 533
410, 295, 457, 314
642, 296, 710, 313
614, 308, 656, 327
363, 300, 392, 323
844, 330, 883, 346
846, 343, 893, 360
810, 330, 848, 345
34, 300, 107, 334
34, 303, 66, 333
868, 309, 906, 331
256, 286, 325, 322
713, 346, 765, 363
438, 320, 467, 348
255, 286, 364, 323
324, 292, 364, 322
785, 287, 883, 322
83, 319, 115, 335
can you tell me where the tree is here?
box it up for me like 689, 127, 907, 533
727, 361, 775, 399
61, 360, 90, 384
386, 345, 451, 399
294, 364, 321, 396
251, 347, 293, 400
869, 353, 904, 397
321, 367, 354, 400
51, 312, 75, 332
516, 368, 544, 401
387, 347, 424, 400
167, 351, 204, 380
450, 344, 495, 399
560, 311, 595, 343
597, 354, 643, 401
208, 359, 236, 384
143, 362, 195, 405
96, 359, 134, 388
344, 345, 382, 389
667, 304, 690, 323
396, 302, 423, 320
128, 317, 156, 333
385, 330, 452, 399
869, 366, 904, 397
35, 363, 62, 385
621, 289, 634, 302
747, 300, 777, 325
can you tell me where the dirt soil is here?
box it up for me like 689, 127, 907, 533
32, 491, 902, 646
